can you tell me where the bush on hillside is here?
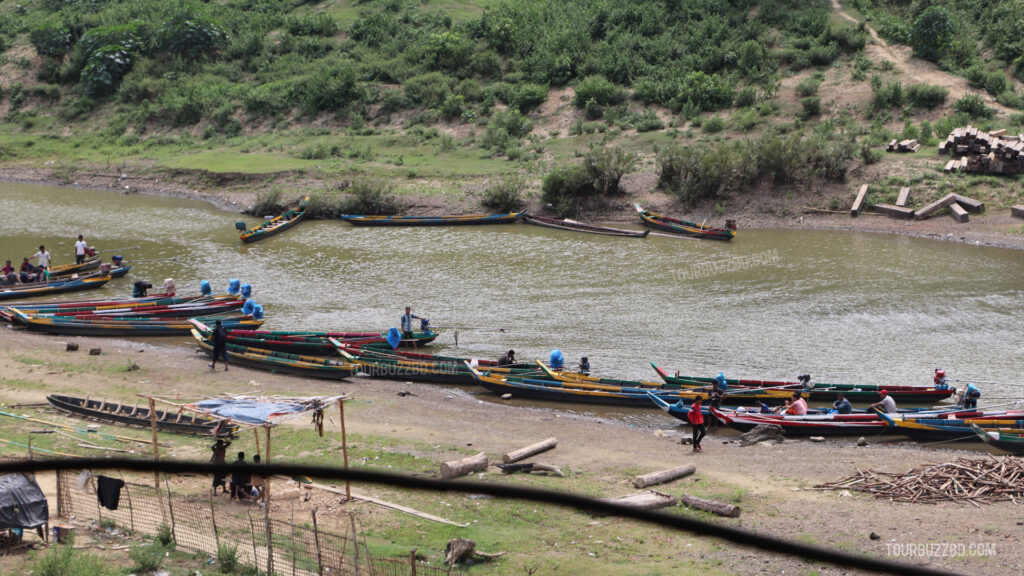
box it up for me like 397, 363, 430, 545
910, 6, 953, 63
541, 165, 597, 217
953, 94, 994, 119
573, 75, 624, 108
340, 181, 401, 215
584, 146, 636, 195
481, 176, 526, 212
905, 83, 948, 108
29, 21, 73, 58
158, 12, 226, 60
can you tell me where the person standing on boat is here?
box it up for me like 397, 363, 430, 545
786, 391, 808, 415
401, 307, 420, 339
74, 235, 89, 264
579, 356, 591, 375
832, 393, 852, 414
32, 245, 51, 269
867, 390, 897, 413
686, 396, 707, 452
498, 349, 516, 366
209, 319, 229, 371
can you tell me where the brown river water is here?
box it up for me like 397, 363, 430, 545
2, 181, 1022, 420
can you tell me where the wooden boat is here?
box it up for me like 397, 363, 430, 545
971, 424, 1024, 454
13, 297, 242, 321
340, 210, 526, 226
523, 215, 649, 238
0, 293, 227, 322
635, 203, 735, 240
332, 341, 539, 385
238, 197, 308, 243
651, 364, 957, 404
468, 364, 791, 407
48, 257, 102, 277
203, 327, 438, 354
192, 330, 358, 380
11, 308, 263, 336
47, 394, 236, 436
705, 404, 890, 436
0, 275, 111, 301
876, 411, 1024, 442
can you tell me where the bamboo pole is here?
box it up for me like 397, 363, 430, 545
254, 427, 261, 458
264, 424, 272, 503
312, 509, 325, 576
147, 398, 162, 503
340, 399, 350, 501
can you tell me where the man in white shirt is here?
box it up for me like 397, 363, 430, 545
868, 390, 898, 413
33, 245, 51, 268
74, 235, 89, 264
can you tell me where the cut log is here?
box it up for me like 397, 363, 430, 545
497, 462, 564, 477
680, 494, 741, 518
943, 160, 957, 173
851, 185, 869, 217
738, 424, 785, 447
949, 202, 969, 223
989, 129, 1007, 138
598, 490, 678, 511
440, 452, 488, 479
66, 342, 79, 351
895, 187, 911, 207
502, 437, 557, 464
874, 204, 915, 219
1011, 205, 1024, 220
914, 193, 957, 220
951, 194, 985, 213
633, 464, 697, 489
89, 348, 102, 356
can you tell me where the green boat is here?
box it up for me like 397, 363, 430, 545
238, 197, 308, 243
192, 329, 358, 380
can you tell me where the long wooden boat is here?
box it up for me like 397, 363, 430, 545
0, 275, 112, 301
192, 330, 358, 380
14, 298, 242, 322
0, 293, 227, 322
49, 257, 102, 277
876, 411, 1024, 442
971, 424, 1024, 454
705, 404, 890, 436
340, 210, 526, 226
635, 203, 735, 240
203, 327, 438, 354
239, 197, 308, 243
11, 308, 263, 336
523, 215, 649, 238
651, 364, 957, 404
332, 340, 538, 385
47, 394, 236, 436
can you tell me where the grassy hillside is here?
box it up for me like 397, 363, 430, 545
0, 0, 1022, 218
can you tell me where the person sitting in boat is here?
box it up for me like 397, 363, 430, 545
579, 356, 591, 376
786, 391, 808, 415
832, 393, 853, 415
498, 349, 516, 366
39, 266, 51, 283
400, 307, 420, 339
867, 390, 897, 413
962, 383, 981, 409
933, 368, 948, 390
1, 260, 13, 277
163, 278, 176, 296
758, 401, 773, 414
133, 280, 153, 298
19, 257, 32, 273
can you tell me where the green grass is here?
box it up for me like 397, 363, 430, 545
325, 0, 493, 29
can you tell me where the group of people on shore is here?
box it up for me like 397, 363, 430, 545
1, 236, 92, 287
210, 439, 264, 503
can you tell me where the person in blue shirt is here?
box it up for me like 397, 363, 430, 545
400, 307, 420, 339
833, 393, 853, 414
963, 383, 981, 409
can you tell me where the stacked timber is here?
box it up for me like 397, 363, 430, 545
886, 139, 920, 153
913, 193, 984, 223
939, 125, 1024, 175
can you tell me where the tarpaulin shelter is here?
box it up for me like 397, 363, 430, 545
0, 473, 48, 530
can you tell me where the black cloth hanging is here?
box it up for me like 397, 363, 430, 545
96, 475, 124, 511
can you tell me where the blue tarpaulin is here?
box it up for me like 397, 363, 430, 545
386, 327, 402, 350
194, 399, 310, 425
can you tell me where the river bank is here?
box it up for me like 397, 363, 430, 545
3, 164, 1023, 251
1, 329, 1022, 575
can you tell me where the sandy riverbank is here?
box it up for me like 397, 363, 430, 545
1, 328, 1022, 575
3, 166, 1023, 251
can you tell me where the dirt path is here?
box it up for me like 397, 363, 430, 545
829, 0, 1015, 115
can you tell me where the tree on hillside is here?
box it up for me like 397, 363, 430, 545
910, 6, 953, 63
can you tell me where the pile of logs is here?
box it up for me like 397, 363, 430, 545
814, 456, 1024, 506
913, 193, 984, 223
886, 139, 920, 153
939, 126, 1024, 175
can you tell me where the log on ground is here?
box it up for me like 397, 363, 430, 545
440, 452, 488, 479
949, 202, 969, 223
873, 204, 915, 219
597, 490, 678, 511
502, 437, 557, 464
951, 194, 985, 213
850, 185, 869, 217
895, 187, 911, 207
633, 464, 697, 489
680, 494, 741, 518
497, 462, 564, 477
914, 193, 957, 220
738, 424, 785, 446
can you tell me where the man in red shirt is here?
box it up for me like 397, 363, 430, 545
687, 396, 707, 452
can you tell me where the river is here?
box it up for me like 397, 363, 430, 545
1, 181, 1022, 410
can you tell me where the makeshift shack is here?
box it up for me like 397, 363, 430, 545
0, 473, 49, 553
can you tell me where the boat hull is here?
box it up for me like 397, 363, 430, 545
47, 394, 235, 436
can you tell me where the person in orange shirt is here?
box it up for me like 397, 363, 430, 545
687, 396, 707, 452
786, 391, 808, 415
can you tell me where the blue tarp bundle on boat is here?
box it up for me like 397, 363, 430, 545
194, 399, 310, 424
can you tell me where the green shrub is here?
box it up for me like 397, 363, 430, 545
919, 120, 933, 145
795, 77, 821, 97
910, 6, 953, 62
340, 181, 400, 215
286, 13, 338, 37
702, 116, 725, 133
482, 176, 525, 212
871, 81, 903, 110
901, 120, 918, 141
954, 94, 994, 119
81, 46, 135, 97
297, 66, 362, 115
218, 542, 239, 573
734, 87, 757, 108
159, 11, 226, 60
860, 141, 882, 165
481, 109, 532, 152
997, 91, 1024, 110
632, 109, 663, 132
799, 97, 821, 119
984, 71, 1008, 97
574, 75, 624, 108
29, 21, 72, 58
541, 164, 596, 217
155, 524, 174, 549
905, 83, 948, 109
34, 546, 114, 576
253, 189, 285, 216
129, 543, 165, 573
403, 72, 452, 107
584, 146, 636, 195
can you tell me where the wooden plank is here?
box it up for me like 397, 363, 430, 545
895, 187, 911, 207
989, 129, 1006, 137
944, 160, 957, 173
874, 204, 916, 219
949, 202, 969, 223
915, 193, 957, 220
951, 194, 985, 213
851, 185, 869, 217
633, 464, 697, 489
289, 478, 469, 527
502, 438, 557, 464
1011, 205, 1024, 220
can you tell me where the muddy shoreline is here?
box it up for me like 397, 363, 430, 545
3, 165, 1024, 250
